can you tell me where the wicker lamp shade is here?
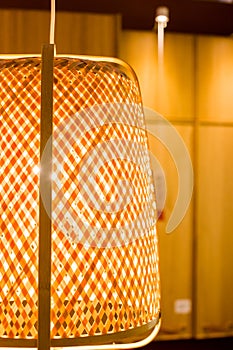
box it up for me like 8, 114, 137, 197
0, 49, 160, 349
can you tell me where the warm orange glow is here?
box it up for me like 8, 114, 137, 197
0, 56, 160, 347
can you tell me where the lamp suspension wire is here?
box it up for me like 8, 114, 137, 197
50, 0, 56, 45
157, 22, 165, 67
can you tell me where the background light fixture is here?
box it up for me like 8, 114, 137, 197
0, 1, 161, 349
155, 6, 169, 27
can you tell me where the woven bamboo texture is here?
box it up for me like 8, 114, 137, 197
0, 57, 160, 341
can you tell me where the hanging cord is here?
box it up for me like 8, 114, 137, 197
50, 0, 56, 45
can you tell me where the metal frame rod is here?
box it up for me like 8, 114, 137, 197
38, 43, 54, 350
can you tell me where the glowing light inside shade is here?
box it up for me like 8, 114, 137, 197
0, 56, 161, 347
33, 165, 40, 174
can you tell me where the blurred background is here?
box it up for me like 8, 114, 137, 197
0, 0, 232, 346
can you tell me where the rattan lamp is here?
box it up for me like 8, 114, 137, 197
0, 2, 161, 350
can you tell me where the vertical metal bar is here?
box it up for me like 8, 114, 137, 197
38, 44, 54, 350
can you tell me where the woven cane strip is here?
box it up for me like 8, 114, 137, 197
52, 124, 152, 246
51, 232, 160, 338
0, 59, 40, 338
51, 59, 160, 338
0, 57, 160, 340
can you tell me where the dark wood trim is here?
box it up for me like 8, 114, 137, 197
144, 337, 233, 350
0, 0, 232, 35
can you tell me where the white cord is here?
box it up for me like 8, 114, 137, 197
157, 22, 165, 67
50, 0, 56, 45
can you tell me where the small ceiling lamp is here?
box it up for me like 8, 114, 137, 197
155, 6, 169, 64
0, 1, 161, 349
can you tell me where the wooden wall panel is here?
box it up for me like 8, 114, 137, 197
0, 9, 119, 56
1, 11, 233, 340
118, 31, 195, 122
118, 30, 158, 110
196, 36, 233, 123
147, 120, 194, 339
196, 126, 233, 338
161, 34, 195, 122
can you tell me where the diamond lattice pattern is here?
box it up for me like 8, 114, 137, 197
0, 57, 160, 340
